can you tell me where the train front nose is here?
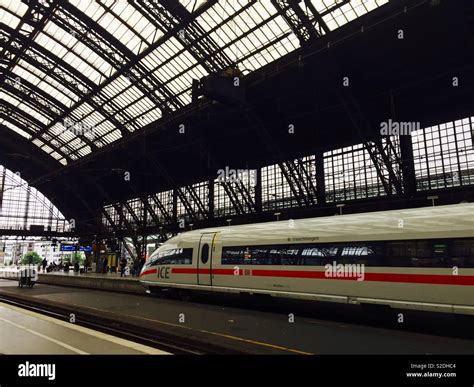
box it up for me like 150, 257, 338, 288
139, 261, 155, 278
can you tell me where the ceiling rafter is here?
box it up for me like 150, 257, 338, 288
1, 99, 45, 132
133, 0, 234, 73
1, 23, 139, 135
0, 0, 391, 166
270, 0, 321, 45
49, 1, 182, 112
4, 66, 70, 111
2, 78, 97, 154
0, 100, 72, 161
0, 0, 59, 87
3, 73, 64, 116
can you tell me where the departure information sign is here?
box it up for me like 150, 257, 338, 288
60, 245, 92, 252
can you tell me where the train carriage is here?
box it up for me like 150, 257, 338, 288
140, 203, 474, 315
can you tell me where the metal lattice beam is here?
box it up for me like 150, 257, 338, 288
149, 194, 174, 224
220, 181, 246, 215
2, 80, 98, 155
0, 100, 74, 161
0, 24, 137, 136
134, 0, 234, 73
0, 0, 58, 87
270, 0, 320, 45
50, 1, 182, 112
182, 184, 209, 219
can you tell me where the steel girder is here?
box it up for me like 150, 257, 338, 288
139, 146, 205, 224
2, 75, 98, 155
180, 184, 210, 220
0, 0, 58, 87
243, 108, 320, 207
2, 73, 100, 155
0, 167, 5, 210
220, 181, 245, 215
232, 179, 256, 213
270, 0, 320, 45
14, 0, 183, 153
338, 92, 404, 196
101, 208, 140, 262
142, 196, 162, 229
279, 158, 317, 206
3, 72, 64, 116
321, 52, 405, 196
364, 139, 403, 196
48, 2, 182, 112
133, 0, 234, 73
150, 194, 174, 224
220, 179, 256, 215
0, 102, 70, 162
0, 123, 100, 230
0, 23, 139, 135
1, 99, 46, 134
0, 93, 76, 161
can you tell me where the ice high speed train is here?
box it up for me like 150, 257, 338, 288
140, 203, 474, 315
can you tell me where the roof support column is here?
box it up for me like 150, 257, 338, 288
315, 152, 326, 205
255, 167, 262, 213
399, 134, 417, 196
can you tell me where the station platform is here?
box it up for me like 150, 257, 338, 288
34, 271, 143, 294
0, 301, 168, 355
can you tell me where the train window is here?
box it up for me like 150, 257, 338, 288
452, 239, 474, 256
342, 246, 370, 256
221, 247, 244, 265
201, 244, 209, 264
450, 239, 474, 267
221, 239, 474, 267
148, 248, 193, 266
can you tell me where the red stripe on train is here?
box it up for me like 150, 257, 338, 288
172, 268, 236, 275
168, 268, 474, 286
140, 268, 157, 277
252, 270, 474, 286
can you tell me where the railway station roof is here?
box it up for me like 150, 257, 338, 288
1, 0, 387, 165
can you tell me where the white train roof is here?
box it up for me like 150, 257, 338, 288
173, 203, 474, 245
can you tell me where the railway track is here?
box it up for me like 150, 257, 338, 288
0, 293, 243, 355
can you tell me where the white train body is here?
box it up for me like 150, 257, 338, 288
140, 203, 474, 315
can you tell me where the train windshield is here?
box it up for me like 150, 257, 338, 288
145, 247, 193, 267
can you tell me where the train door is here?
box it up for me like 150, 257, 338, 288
197, 232, 218, 286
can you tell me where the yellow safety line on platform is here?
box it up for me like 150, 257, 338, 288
71, 303, 313, 355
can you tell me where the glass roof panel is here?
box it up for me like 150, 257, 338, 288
1, 0, 387, 162
1, 121, 31, 139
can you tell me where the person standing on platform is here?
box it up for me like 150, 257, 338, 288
119, 257, 127, 277
41, 258, 47, 273
132, 260, 139, 277
102, 257, 108, 274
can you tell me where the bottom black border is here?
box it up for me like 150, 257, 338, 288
0, 355, 472, 387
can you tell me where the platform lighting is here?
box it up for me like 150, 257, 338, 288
336, 203, 346, 215
427, 195, 439, 206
